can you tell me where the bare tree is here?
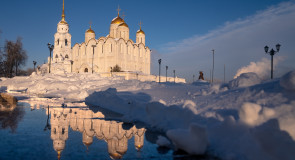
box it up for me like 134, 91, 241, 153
1, 37, 27, 77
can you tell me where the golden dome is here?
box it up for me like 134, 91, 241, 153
86, 25, 95, 33
119, 22, 129, 28
137, 29, 145, 35
59, 20, 68, 25
111, 16, 124, 24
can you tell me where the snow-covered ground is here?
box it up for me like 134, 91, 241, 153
1, 70, 295, 160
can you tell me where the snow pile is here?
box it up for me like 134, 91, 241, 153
167, 124, 208, 155
280, 70, 295, 90
156, 135, 171, 147
85, 70, 295, 159
0, 73, 154, 101
229, 72, 261, 88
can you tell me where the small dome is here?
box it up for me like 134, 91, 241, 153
86, 28, 95, 33
86, 25, 95, 33
59, 20, 68, 25
119, 22, 129, 28
111, 16, 124, 24
137, 29, 145, 35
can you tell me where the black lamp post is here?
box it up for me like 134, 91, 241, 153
91, 45, 96, 74
33, 61, 37, 72
173, 70, 176, 83
110, 67, 113, 77
158, 59, 162, 83
166, 66, 168, 82
264, 44, 281, 79
47, 43, 54, 73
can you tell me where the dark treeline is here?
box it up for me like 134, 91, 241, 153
0, 37, 28, 77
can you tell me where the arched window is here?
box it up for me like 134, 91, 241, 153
55, 54, 58, 58
84, 68, 88, 72
57, 39, 59, 45
65, 39, 68, 46
65, 54, 68, 58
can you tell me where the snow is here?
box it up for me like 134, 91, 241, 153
1, 70, 295, 160
229, 72, 261, 89
156, 135, 171, 147
280, 70, 295, 90
167, 123, 208, 155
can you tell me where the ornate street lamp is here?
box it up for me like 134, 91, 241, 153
264, 44, 281, 79
158, 59, 161, 83
166, 66, 168, 82
33, 61, 37, 72
47, 43, 54, 73
91, 45, 96, 74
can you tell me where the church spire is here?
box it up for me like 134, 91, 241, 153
61, 0, 65, 21
117, 5, 121, 17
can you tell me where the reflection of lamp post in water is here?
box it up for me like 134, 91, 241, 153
44, 105, 51, 131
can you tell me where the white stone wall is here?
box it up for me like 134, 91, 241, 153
71, 36, 150, 74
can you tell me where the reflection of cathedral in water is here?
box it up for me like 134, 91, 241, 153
45, 105, 145, 159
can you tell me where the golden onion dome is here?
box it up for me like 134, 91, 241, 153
59, 20, 68, 25
111, 16, 124, 24
119, 22, 129, 28
137, 29, 145, 35
86, 25, 95, 33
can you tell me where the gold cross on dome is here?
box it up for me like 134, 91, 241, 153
117, 5, 121, 16
139, 21, 143, 29
89, 21, 92, 28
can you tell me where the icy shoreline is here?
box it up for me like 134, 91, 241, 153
1, 71, 295, 159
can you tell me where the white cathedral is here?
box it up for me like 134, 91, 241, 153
49, 0, 150, 75
46, 0, 185, 83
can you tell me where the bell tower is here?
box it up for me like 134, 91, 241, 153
53, 0, 72, 63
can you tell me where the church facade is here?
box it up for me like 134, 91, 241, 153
50, 0, 150, 75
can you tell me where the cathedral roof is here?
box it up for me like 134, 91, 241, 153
119, 22, 129, 28
86, 25, 95, 34
111, 16, 124, 24
137, 29, 145, 35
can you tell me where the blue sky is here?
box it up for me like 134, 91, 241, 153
0, 0, 294, 81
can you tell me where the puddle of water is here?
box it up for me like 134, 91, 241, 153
0, 102, 175, 160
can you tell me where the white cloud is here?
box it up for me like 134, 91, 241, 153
158, 1, 295, 82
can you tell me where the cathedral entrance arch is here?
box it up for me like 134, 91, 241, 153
84, 68, 88, 72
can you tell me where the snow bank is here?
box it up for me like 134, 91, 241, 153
280, 70, 295, 90
229, 72, 261, 88
167, 123, 208, 155
156, 135, 171, 147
